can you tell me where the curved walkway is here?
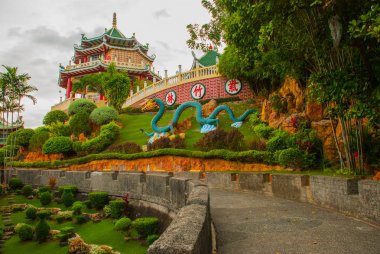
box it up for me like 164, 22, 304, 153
210, 189, 380, 254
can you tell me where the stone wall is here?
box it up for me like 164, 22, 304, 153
203, 172, 380, 225
3, 169, 212, 254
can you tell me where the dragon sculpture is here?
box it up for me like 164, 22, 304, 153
140, 98, 256, 143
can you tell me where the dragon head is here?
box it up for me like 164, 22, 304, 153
141, 99, 158, 112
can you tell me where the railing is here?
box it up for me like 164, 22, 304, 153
124, 65, 220, 107
64, 60, 147, 71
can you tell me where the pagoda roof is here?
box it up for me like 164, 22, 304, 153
104, 27, 126, 39
191, 48, 221, 69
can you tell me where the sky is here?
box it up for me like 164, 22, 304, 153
0, 0, 211, 128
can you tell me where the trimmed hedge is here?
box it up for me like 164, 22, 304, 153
68, 99, 97, 116
21, 185, 33, 197
109, 200, 125, 219
36, 218, 50, 242
132, 217, 159, 237
69, 110, 91, 137
89, 106, 119, 125
18, 224, 33, 241
61, 189, 75, 207
10, 149, 274, 168
6, 128, 35, 148
58, 185, 78, 195
89, 192, 109, 210
28, 129, 50, 152
43, 110, 69, 125
40, 192, 52, 206
42, 136, 73, 155
72, 201, 83, 215
9, 178, 23, 190
25, 207, 37, 220
114, 217, 132, 231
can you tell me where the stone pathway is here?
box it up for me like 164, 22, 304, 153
210, 189, 380, 254
0, 193, 16, 253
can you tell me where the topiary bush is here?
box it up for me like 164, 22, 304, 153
147, 234, 160, 245
9, 178, 23, 190
21, 185, 33, 197
89, 106, 119, 126
18, 224, 33, 241
278, 148, 305, 169
107, 142, 142, 154
68, 99, 97, 116
40, 191, 52, 206
253, 124, 273, 139
61, 189, 75, 207
36, 210, 52, 220
132, 217, 159, 237
72, 201, 83, 215
114, 217, 132, 231
88, 192, 109, 210
43, 110, 69, 125
266, 130, 289, 152
73, 215, 87, 225
58, 185, 78, 196
28, 129, 50, 152
69, 110, 92, 137
49, 122, 72, 137
55, 215, 65, 224
25, 206, 38, 220
42, 136, 73, 155
6, 128, 35, 148
109, 200, 126, 219
35, 218, 50, 242
83, 200, 92, 209
38, 186, 50, 194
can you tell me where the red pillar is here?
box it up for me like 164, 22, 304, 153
66, 78, 72, 99
100, 94, 104, 100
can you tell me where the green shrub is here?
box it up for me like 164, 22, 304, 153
38, 186, 50, 194
253, 124, 273, 139
266, 130, 289, 152
249, 112, 261, 126
21, 185, 33, 197
18, 224, 33, 241
248, 138, 267, 151
68, 99, 97, 116
49, 122, 72, 137
57, 226, 75, 243
114, 217, 132, 231
72, 201, 83, 215
278, 148, 304, 169
109, 200, 125, 219
103, 204, 111, 217
43, 110, 69, 125
107, 142, 142, 154
89, 192, 109, 210
69, 110, 91, 137
269, 93, 287, 114
28, 129, 50, 152
25, 207, 37, 220
55, 215, 65, 224
83, 200, 92, 209
132, 217, 159, 237
6, 128, 35, 148
36, 210, 52, 220
61, 189, 75, 207
147, 234, 160, 245
89, 106, 119, 126
40, 191, 52, 206
73, 215, 87, 225
9, 178, 23, 190
35, 218, 50, 242
0, 228, 3, 239
42, 136, 73, 155
58, 185, 78, 195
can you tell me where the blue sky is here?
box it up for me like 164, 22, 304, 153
0, 0, 210, 127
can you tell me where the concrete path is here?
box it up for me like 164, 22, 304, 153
210, 189, 380, 254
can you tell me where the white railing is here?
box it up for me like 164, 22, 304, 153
124, 65, 220, 107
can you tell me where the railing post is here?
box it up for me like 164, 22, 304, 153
178, 65, 182, 82
164, 70, 168, 86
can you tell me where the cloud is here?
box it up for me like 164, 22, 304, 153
153, 9, 170, 19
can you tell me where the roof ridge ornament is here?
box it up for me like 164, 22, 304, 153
112, 12, 117, 28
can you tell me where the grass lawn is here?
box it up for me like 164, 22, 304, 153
116, 102, 259, 150
0, 196, 148, 254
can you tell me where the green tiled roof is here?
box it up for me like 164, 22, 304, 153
198, 50, 221, 67
104, 27, 126, 39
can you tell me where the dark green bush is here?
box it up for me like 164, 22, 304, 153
114, 217, 132, 231
28, 129, 50, 152
278, 148, 304, 169
18, 224, 33, 241
107, 142, 142, 154
38, 186, 50, 194
35, 218, 50, 242
266, 130, 289, 152
249, 112, 261, 126
43, 110, 69, 125
25, 207, 37, 220
73, 215, 87, 225
132, 217, 159, 237
88, 192, 109, 210
21, 185, 33, 197
69, 110, 91, 137
55, 215, 65, 224
49, 122, 72, 137
61, 189, 75, 207
36, 210, 52, 220
0, 228, 3, 239
57, 226, 75, 243
72, 201, 83, 215
58, 185, 78, 195
68, 99, 97, 116
9, 178, 23, 190
89, 106, 119, 126
6, 128, 35, 148
40, 191, 52, 206
253, 124, 273, 139
83, 200, 92, 209
42, 136, 73, 155
109, 200, 126, 219
147, 234, 160, 245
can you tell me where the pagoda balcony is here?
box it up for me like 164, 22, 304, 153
64, 59, 147, 72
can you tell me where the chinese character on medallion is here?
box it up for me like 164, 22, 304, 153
191, 83, 206, 100
225, 79, 242, 95
165, 90, 176, 106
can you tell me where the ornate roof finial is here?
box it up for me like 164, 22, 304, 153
112, 12, 117, 28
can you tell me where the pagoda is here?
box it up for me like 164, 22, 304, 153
58, 13, 160, 101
